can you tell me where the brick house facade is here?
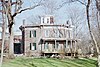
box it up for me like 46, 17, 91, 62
20, 15, 77, 57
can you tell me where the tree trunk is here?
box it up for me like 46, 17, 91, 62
0, 23, 6, 67
87, 0, 100, 67
0, 3, 7, 67
8, 27, 14, 58
95, 0, 100, 67
0, 11, 6, 67
97, 10, 100, 67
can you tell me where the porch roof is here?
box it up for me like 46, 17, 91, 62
41, 38, 76, 41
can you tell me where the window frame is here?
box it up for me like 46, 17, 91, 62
32, 43, 36, 50
45, 29, 49, 37
56, 42, 59, 49
30, 43, 36, 50
31, 30, 36, 37
55, 29, 59, 37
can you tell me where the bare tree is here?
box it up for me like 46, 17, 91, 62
0, 0, 43, 62
26, 0, 60, 25
27, 15, 41, 25
0, 2, 7, 67
95, 0, 100, 67
67, 7, 85, 47
67, 0, 100, 66
42, 0, 58, 15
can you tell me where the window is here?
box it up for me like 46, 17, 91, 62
50, 17, 54, 24
64, 42, 66, 48
32, 43, 36, 50
68, 41, 71, 45
55, 30, 59, 37
47, 18, 49, 23
33, 30, 36, 37
53, 44, 55, 49
32, 30, 36, 37
45, 30, 49, 37
44, 43, 45, 49
44, 42, 48, 49
46, 43, 48, 49
30, 43, 36, 50
56, 42, 59, 49
30, 30, 36, 38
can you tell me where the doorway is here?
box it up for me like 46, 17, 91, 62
14, 43, 22, 54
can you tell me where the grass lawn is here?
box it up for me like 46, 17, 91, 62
2, 57, 97, 67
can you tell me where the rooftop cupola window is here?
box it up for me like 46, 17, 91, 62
40, 15, 54, 25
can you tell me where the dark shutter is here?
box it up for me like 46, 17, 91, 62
30, 31, 31, 38
30, 43, 31, 50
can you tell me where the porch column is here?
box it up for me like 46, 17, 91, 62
66, 39, 68, 48
43, 40, 45, 57
54, 40, 56, 52
75, 40, 77, 52
70, 40, 73, 57
41, 43, 42, 52
42, 40, 45, 51
74, 40, 77, 57
65, 39, 68, 55
55, 40, 56, 49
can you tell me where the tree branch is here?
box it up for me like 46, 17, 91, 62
12, 3, 41, 17
95, 0, 100, 11
70, 0, 87, 6
56, 0, 86, 10
55, 1, 69, 10
0, 10, 5, 13
76, 0, 87, 6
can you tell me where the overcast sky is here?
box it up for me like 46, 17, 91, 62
13, 0, 85, 33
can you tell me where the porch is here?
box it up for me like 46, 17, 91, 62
39, 38, 77, 56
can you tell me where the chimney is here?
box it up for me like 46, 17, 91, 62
23, 19, 25, 25
66, 20, 69, 24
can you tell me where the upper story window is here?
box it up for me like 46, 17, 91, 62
55, 30, 59, 37
30, 30, 36, 38
45, 30, 49, 37
32, 30, 36, 37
